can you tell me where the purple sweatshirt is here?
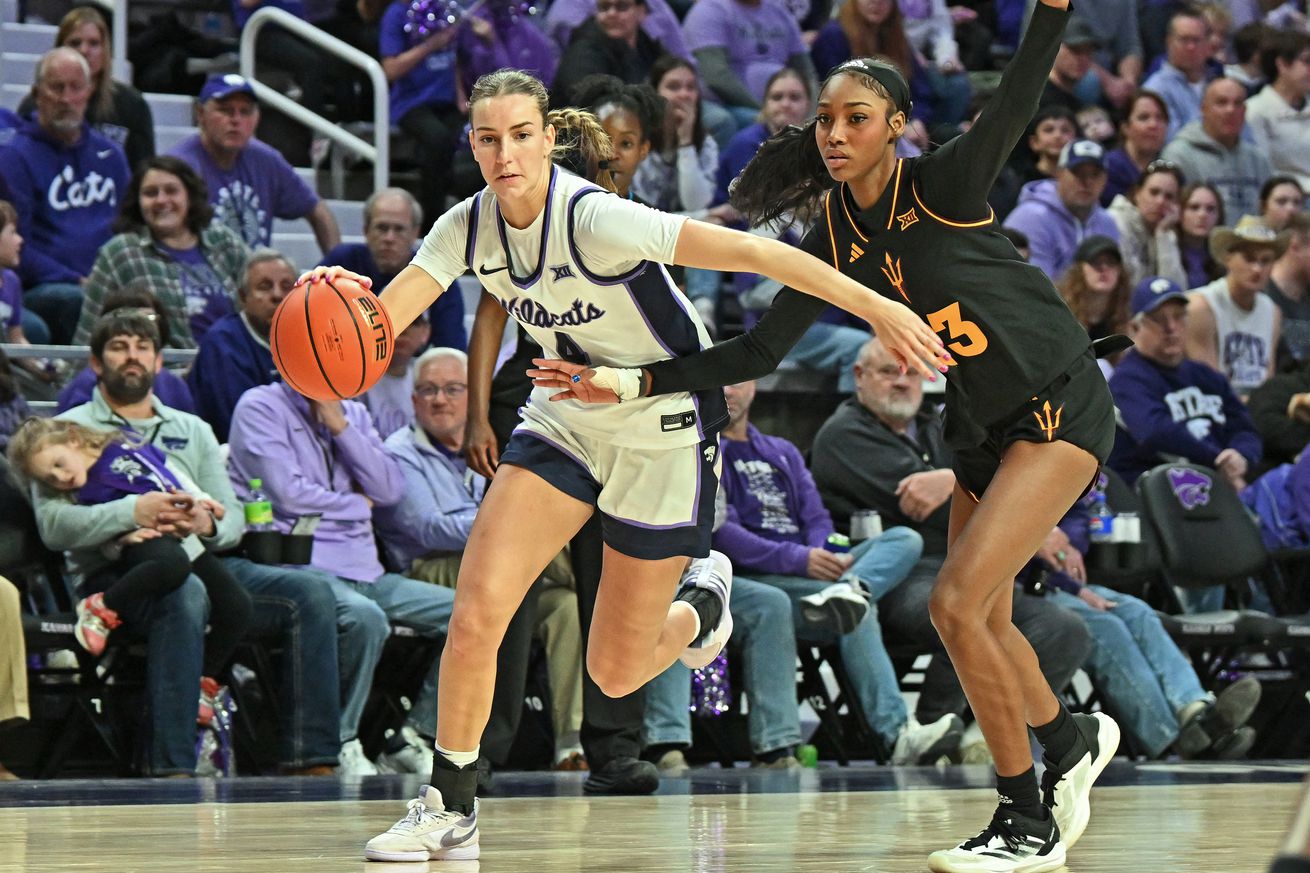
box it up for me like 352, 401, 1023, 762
0, 118, 130, 286
1001, 178, 1121, 281
77, 441, 183, 505
1108, 349, 1263, 484
457, 7, 559, 86
226, 382, 405, 582
714, 424, 833, 577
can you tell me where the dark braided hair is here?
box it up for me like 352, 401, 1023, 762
729, 58, 908, 227
570, 74, 667, 151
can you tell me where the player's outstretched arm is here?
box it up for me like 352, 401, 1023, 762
296, 263, 446, 335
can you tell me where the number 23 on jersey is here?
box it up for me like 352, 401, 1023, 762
927, 301, 988, 357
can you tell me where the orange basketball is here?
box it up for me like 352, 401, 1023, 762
270, 276, 394, 401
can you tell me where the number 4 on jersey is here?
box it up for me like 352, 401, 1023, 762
926, 302, 988, 357
554, 331, 590, 365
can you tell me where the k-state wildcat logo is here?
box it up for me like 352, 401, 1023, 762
1167, 467, 1212, 511
502, 297, 605, 329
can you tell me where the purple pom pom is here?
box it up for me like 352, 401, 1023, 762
689, 651, 732, 718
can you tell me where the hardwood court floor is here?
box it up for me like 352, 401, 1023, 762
0, 763, 1302, 873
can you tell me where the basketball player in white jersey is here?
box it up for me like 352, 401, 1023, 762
300, 68, 951, 862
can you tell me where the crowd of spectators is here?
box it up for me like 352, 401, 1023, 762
3, 0, 1310, 780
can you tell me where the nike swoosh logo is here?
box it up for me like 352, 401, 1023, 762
96, 149, 114, 159
478, 264, 507, 276
439, 824, 476, 848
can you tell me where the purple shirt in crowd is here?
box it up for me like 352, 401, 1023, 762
169, 133, 319, 249
544, 0, 692, 62
76, 441, 183, 506
0, 269, 21, 330
683, 0, 806, 102
458, 7, 559, 86
380, 0, 458, 123
714, 423, 835, 577
160, 243, 234, 342
227, 382, 405, 583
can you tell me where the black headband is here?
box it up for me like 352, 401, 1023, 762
830, 59, 913, 117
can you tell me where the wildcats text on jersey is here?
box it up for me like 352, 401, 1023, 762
501, 296, 606, 329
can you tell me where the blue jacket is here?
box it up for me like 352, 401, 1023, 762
319, 242, 467, 351
1002, 178, 1121, 281
373, 424, 485, 571
1241, 460, 1310, 549
186, 312, 278, 443
714, 424, 835, 577
1108, 349, 1263, 484
0, 118, 130, 285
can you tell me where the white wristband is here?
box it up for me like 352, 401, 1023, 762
589, 367, 643, 401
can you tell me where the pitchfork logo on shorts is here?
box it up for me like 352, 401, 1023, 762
1167, 467, 1212, 511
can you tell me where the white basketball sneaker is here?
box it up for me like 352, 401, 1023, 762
363, 785, 479, 862
927, 807, 1065, 873
677, 550, 733, 669
1040, 712, 1120, 850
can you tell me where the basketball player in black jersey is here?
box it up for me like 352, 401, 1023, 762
532, 0, 1125, 869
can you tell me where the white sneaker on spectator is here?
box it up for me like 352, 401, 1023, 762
891, 714, 966, 766
338, 738, 378, 777
376, 726, 434, 775
799, 581, 870, 635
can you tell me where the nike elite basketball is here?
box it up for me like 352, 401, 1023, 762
270, 276, 394, 401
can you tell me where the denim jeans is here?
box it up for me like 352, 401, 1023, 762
750, 526, 924, 744
101, 574, 209, 775
784, 322, 871, 392
645, 576, 801, 755
222, 557, 342, 768
24, 282, 83, 345
20, 308, 50, 345
1048, 585, 1206, 757
310, 570, 454, 742
921, 66, 973, 126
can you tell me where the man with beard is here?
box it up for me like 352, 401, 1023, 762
319, 188, 466, 350
809, 337, 1092, 752
34, 312, 348, 776
187, 249, 293, 443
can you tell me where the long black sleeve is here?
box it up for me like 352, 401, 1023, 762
1249, 370, 1310, 465
917, 0, 1069, 222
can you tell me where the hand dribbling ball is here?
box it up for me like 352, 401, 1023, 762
270, 275, 394, 401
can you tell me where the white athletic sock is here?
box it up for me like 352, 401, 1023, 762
435, 740, 480, 769
671, 599, 702, 642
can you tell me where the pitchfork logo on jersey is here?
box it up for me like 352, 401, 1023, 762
1167, 467, 1212, 511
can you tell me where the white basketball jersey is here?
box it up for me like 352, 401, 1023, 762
420, 166, 726, 449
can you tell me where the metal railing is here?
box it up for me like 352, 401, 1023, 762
240, 7, 390, 193
1, 343, 198, 365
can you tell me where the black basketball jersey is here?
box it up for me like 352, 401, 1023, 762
806, 158, 1094, 428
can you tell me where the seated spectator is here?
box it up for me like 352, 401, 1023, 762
712, 378, 965, 763
0, 48, 130, 343
379, 0, 465, 230
1260, 176, 1306, 232
545, 0, 691, 64
1243, 444, 1310, 549
1021, 488, 1262, 759
0, 350, 29, 452
170, 74, 339, 253
1188, 216, 1285, 397
635, 57, 718, 217
74, 156, 250, 348
1250, 350, 1310, 470
1108, 159, 1187, 288
320, 188, 465, 350
1178, 181, 1227, 288
1225, 21, 1268, 96
33, 312, 344, 776
552, 0, 673, 109
1040, 17, 1100, 114
1109, 276, 1263, 488
7, 417, 253, 722
1102, 90, 1170, 207
897, 0, 972, 126
1244, 28, 1310, 189
810, 337, 1092, 743
364, 312, 431, 438
683, 0, 818, 131
58, 287, 195, 415
1008, 104, 1078, 192
16, 7, 155, 171
373, 347, 586, 770
1068, 0, 1142, 110
1004, 138, 1120, 281
1269, 212, 1310, 368
0, 200, 56, 384
1056, 235, 1132, 377
456, 0, 559, 93
187, 250, 292, 442
1143, 7, 1216, 138
1161, 78, 1273, 222
1076, 104, 1115, 148
228, 380, 455, 775
0, 573, 27, 780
